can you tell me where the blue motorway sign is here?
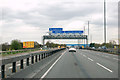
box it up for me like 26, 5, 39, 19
64, 31, 83, 34
52, 31, 64, 34
49, 28, 63, 31
52, 31, 83, 34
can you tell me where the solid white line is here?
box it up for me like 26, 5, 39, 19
88, 58, 94, 61
40, 51, 66, 79
96, 63, 113, 73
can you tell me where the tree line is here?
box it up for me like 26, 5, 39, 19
0, 40, 66, 51
0, 39, 42, 51
45, 41, 66, 48
89, 40, 119, 48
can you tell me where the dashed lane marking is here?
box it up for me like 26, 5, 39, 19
88, 57, 94, 61
96, 63, 113, 73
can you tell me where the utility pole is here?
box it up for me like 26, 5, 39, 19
104, 0, 107, 43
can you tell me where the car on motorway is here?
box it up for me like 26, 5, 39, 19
102, 46, 107, 49
69, 47, 76, 52
98, 47, 102, 49
92, 47, 95, 49
79, 46, 82, 49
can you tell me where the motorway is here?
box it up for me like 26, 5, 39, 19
0, 49, 119, 78
38, 49, 119, 78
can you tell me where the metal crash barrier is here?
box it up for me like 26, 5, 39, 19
0, 48, 65, 79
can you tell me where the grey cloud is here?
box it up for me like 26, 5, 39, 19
36, 2, 103, 20
1, 1, 118, 44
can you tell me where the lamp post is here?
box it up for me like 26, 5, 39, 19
104, 0, 107, 43
88, 21, 89, 47
84, 26, 85, 47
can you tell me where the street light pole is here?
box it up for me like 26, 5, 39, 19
88, 21, 89, 36
91, 35, 92, 43
104, 0, 107, 43
84, 26, 85, 47
88, 21, 89, 47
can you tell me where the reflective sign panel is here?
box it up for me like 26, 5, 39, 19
23, 41, 34, 48
52, 31, 83, 34
49, 28, 63, 31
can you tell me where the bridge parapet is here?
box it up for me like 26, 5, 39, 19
0, 48, 65, 79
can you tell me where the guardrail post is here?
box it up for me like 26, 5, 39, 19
1, 65, 5, 78
31, 56, 34, 64
47, 52, 49, 56
20, 59, 24, 69
39, 55, 40, 61
47, 53, 49, 57
26, 58, 29, 66
12, 62, 16, 73
52, 51, 53, 54
49, 52, 52, 56
35, 55, 37, 62
41, 54, 43, 59
44, 53, 45, 58
46, 53, 48, 57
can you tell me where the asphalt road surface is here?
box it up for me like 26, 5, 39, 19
1, 49, 119, 78
40, 49, 118, 78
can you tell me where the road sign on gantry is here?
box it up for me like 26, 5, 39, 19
49, 28, 63, 31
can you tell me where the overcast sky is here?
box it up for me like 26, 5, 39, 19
0, 0, 119, 44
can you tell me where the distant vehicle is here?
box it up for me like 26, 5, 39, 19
79, 46, 82, 49
102, 46, 107, 49
92, 47, 95, 49
98, 47, 102, 49
69, 48, 76, 52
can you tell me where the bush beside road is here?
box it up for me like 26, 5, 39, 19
86, 48, 119, 55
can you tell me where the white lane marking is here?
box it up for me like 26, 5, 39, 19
83, 55, 86, 57
96, 63, 113, 73
88, 57, 94, 61
40, 51, 66, 79
113, 58, 119, 61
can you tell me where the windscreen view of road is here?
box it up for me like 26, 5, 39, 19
0, 0, 120, 80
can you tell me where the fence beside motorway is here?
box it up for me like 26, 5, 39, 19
0, 48, 66, 79
86, 48, 119, 54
